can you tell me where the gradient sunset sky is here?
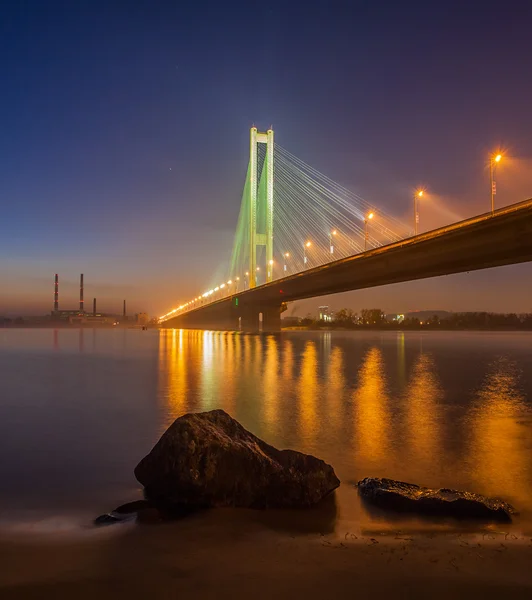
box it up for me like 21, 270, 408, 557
2, 0, 532, 317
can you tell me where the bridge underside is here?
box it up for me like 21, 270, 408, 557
163, 199, 532, 332
163, 301, 281, 333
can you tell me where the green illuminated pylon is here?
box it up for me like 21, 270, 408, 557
249, 127, 274, 288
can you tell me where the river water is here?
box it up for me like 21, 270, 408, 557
1, 328, 532, 533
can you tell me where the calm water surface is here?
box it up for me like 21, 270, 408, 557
1, 328, 532, 532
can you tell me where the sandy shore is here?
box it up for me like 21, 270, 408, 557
1, 505, 532, 600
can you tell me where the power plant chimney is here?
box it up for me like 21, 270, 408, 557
80, 274, 84, 312
54, 274, 59, 312
123, 300, 126, 318
93, 298, 96, 316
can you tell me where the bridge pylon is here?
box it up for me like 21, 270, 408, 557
249, 126, 274, 288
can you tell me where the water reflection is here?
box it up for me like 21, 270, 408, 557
403, 352, 443, 475
263, 336, 279, 426
352, 347, 391, 466
154, 330, 532, 523
159, 329, 188, 426
298, 340, 319, 443
397, 332, 406, 389
325, 346, 345, 432
467, 357, 532, 507
282, 339, 294, 380
200, 331, 215, 407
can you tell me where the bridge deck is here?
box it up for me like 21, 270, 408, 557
163, 198, 532, 329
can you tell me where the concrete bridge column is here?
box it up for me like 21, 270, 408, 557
239, 306, 260, 333
239, 304, 281, 333
260, 305, 281, 332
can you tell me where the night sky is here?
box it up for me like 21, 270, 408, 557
2, 0, 532, 317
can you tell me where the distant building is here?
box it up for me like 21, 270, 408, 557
136, 312, 149, 326
318, 305, 333, 322
51, 309, 85, 321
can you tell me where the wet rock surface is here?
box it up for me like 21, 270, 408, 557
135, 409, 340, 509
357, 477, 516, 522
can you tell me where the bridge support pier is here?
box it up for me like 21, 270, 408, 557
239, 304, 281, 333
163, 301, 281, 333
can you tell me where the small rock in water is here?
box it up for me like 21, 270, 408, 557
357, 477, 516, 522
134, 409, 340, 509
94, 511, 137, 526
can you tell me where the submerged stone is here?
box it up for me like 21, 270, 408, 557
357, 477, 516, 522
134, 409, 340, 509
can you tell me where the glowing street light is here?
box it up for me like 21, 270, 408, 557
329, 229, 337, 255
266, 259, 273, 280
490, 152, 503, 214
364, 212, 374, 251
304, 241, 311, 266
414, 191, 423, 235
283, 252, 290, 272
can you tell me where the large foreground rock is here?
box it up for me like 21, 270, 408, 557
135, 410, 340, 509
357, 477, 516, 521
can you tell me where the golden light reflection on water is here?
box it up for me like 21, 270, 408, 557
326, 346, 345, 431
263, 336, 279, 426
397, 332, 406, 389
282, 339, 294, 380
353, 347, 391, 465
298, 340, 319, 442
218, 333, 237, 416
467, 357, 532, 506
156, 331, 532, 515
200, 331, 215, 407
404, 352, 443, 472
158, 329, 189, 427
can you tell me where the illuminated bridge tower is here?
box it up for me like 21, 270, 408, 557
249, 127, 274, 288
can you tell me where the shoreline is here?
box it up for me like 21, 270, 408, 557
1, 507, 532, 599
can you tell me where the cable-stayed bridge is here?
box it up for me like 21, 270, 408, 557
160, 128, 532, 332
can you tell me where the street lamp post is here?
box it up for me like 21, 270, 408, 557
490, 153, 502, 214
303, 241, 311, 267
414, 190, 423, 235
329, 229, 337, 255
364, 212, 374, 251
244, 271, 249, 290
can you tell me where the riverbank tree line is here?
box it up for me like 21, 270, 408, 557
298, 309, 532, 330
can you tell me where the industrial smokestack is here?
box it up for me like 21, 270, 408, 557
93, 298, 96, 317
123, 300, 126, 317
80, 274, 84, 312
54, 274, 59, 312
